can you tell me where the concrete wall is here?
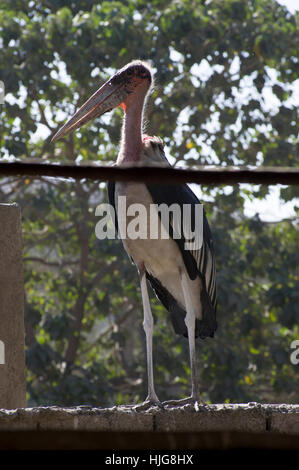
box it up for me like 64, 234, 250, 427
0, 203, 26, 409
0, 403, 298, 433
0, 403, 298, 450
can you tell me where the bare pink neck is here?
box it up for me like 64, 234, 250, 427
117, 96, 145, 165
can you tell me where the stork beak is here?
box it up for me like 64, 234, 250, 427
51, 74, 128, 142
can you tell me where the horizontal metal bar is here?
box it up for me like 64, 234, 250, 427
0, 161, 298, 185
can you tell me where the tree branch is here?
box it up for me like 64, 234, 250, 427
23, 256, 79, 267
29, 86, 55, 132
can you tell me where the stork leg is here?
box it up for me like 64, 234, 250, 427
163, 270, 203, 408
181, 270, 201, 402
134, 263, 161, 409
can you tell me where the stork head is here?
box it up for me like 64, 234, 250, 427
51, 60, 153, 142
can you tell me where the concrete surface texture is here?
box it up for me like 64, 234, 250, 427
0, 203, 26, 409
0, 403, 298, 434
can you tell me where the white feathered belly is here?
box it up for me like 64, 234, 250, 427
115, 182, 203, 319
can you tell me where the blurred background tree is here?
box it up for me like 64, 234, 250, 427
0, 0, 298, 405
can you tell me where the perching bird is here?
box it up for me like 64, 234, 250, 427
52, 60, 217, 407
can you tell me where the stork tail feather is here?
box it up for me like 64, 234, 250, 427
146, 272, 217, 339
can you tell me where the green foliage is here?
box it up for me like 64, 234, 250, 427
0, 0, 298, 405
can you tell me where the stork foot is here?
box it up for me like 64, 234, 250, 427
132, 396, 163, 411
119, 395, 163, 412
162, 396, 205, 409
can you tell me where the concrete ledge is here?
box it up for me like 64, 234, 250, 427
0, 403, 297, 435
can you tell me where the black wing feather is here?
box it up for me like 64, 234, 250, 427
146, 182, 217, 338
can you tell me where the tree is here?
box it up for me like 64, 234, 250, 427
0, 0, 298, 405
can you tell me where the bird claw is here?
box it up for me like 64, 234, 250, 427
117, 396, 163, 412
132, 396, 163, 411
162, 396, 205, 410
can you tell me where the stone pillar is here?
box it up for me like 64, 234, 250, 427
0, 203, 26, 408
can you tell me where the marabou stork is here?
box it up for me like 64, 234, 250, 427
52, 60, 217, 407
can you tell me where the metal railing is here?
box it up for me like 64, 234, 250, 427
0, 161, 298, 185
